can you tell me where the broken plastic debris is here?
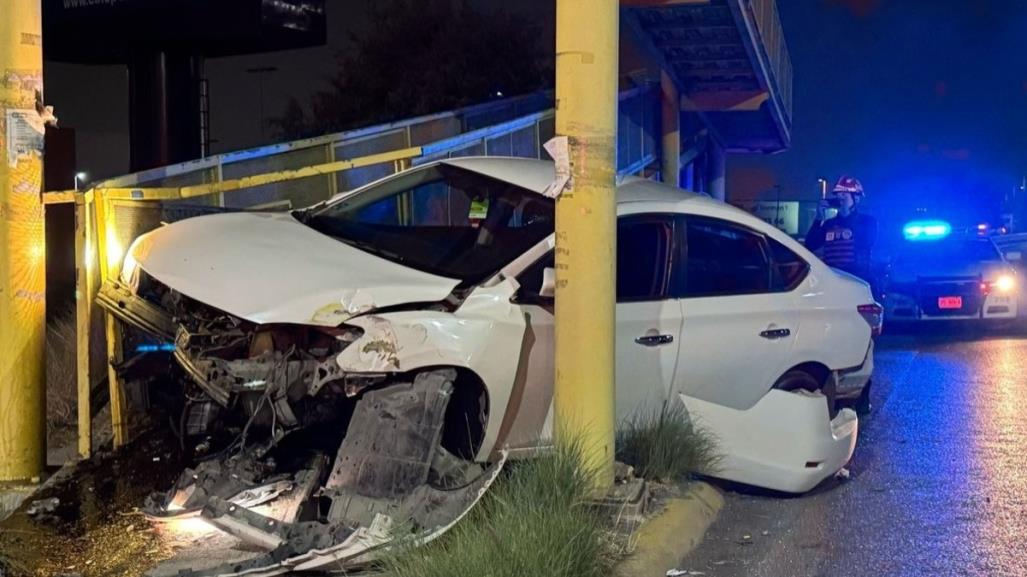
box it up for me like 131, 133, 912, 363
26, 497, 59, 517
836, 467, 851, 480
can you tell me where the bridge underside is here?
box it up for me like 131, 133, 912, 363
628, 0, 792, 154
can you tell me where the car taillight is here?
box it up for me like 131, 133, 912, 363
858, 303, 883, 337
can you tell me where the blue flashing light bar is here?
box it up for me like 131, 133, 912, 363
904, 220, 952, 241
135, 343, 176, 353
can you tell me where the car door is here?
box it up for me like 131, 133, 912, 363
675, 215, 802, 410
502, 214, 684, 449
613, 214, 685, 422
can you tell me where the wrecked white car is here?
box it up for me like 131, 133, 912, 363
98, 157, 876, 573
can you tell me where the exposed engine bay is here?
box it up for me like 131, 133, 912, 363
97, 276, 500, 576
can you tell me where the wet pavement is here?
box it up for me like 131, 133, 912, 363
683, 327, 1027, 576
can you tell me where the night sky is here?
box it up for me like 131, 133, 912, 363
45, 0, 1027, 236
730, 0, 1027, 233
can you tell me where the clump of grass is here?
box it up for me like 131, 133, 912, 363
616, 402, 721, 482
384, 437, 615, 577
47, 311, 78, 432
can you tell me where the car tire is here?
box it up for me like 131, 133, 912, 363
774, 369, 837, 419
853, 379, 872, 415
774, 369, 821, 392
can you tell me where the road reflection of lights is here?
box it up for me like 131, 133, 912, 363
973, 340, 1026, 568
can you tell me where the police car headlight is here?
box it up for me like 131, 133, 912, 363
994, 274, 1016, 294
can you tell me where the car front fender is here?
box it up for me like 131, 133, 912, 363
335, 281, 527, 462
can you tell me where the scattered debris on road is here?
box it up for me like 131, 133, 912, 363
25, 497, 59, 518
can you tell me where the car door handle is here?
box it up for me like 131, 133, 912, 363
759, 328, 791, 340
635, 334, 674, 346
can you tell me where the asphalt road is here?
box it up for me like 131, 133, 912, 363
682, 327, 1027, 577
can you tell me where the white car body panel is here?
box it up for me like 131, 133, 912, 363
126, 157, 875, 493
127, 211, 460, 326
793, 269, 874, 371
680, 392, 858, 493
677, 292, 801, 410
334, 280, 528, 462
614, 300, 685, 415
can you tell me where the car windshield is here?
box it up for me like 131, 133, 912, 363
895, 237, 1002, 266
301, 164, 554, 284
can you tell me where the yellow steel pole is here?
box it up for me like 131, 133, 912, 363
554, 0, 619, 490
660, 70, 680, 187
74, 197, 92, 458
0, 0, 46, 481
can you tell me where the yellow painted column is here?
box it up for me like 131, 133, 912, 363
554, 0, 618, 490
74, 197, 92, 458
0, 0, 46, 481
660, 70, 680, 187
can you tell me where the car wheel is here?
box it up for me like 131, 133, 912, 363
774, 369, 821, 392
774, 369, 837, 419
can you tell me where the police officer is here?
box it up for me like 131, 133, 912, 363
806, 176, 878, 285
807, 176, 878, 415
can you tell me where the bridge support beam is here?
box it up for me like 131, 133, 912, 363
554, 0, 619, 491
0, 0, 47, 482
661, 71, 680, 187
708, 140, 726, 201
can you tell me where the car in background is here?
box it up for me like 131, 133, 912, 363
883, 221, 1019, 324
100, 157, 880, 546
991, 232, 1027, 318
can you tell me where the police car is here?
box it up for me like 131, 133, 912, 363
883, 220, 1019, 323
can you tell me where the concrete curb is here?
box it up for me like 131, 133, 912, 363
617, 482, 724, 577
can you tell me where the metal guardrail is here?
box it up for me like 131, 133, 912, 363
96, 92, 555, 189
44, 86, 664, 455
94, 88, 661, 197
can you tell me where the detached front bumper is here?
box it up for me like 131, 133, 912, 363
679, 390, 858, 494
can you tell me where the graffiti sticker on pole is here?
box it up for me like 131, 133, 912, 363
5, 109, 45, 168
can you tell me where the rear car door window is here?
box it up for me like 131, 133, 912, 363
685, 217, 771, 297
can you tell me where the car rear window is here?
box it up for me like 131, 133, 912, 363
769, 238, 810, 291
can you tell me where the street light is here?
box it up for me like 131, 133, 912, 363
74, 172, 87, 191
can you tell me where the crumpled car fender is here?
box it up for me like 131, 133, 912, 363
336, 281, 527, 462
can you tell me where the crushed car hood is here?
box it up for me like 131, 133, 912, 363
130, 212, 461, 326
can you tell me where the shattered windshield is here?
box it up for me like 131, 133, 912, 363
303, 164, 554, 284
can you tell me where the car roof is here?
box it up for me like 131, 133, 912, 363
439, 156, 716, 207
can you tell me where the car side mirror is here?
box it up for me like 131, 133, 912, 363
539, 267, 556, 299
1007, 251, 1022, 262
